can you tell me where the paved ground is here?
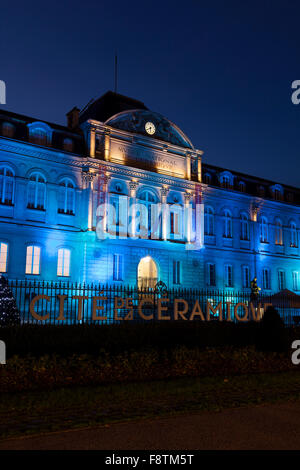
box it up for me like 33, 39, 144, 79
1, 402, 300, 450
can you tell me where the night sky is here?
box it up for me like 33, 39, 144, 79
1, 0, 300, 187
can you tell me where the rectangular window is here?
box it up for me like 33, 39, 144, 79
0, 242, 8, 272
171, 212, 180, 235
112, 200, 119, 226
263, 269, 271, 290
242, 266, 250, 288
25, 245, 40, 275
107, 199, 120, 236
225, 265, 233, 287
57, 248, 70, 277
207, 263, 216, 287
260, 219, 268, 243
170, 212, 175, 234
278, 270, 285, 291
173, 260, 181, 285
113, 254, 123, 281
293, 271, 299, 291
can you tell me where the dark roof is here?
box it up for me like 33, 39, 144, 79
79, 90, 148, 124
0, 107, 79, 134
202, 162, 300, 192
0, 108, 85, 155
201, 162, 300, 205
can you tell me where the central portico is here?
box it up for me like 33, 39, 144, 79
78, 91, 205, 288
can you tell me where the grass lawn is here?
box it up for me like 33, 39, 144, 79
1, 370, 300, 440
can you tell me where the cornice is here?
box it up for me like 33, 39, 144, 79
0, 139, 85, 169
203, 184, 300, 211
83, 119, 203, 158
86, 158, 196, 190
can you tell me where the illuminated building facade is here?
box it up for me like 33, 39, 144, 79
0, 91, 299, 293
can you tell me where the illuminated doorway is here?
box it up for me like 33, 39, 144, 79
137, 256, 158, 290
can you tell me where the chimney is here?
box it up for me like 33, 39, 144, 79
66, 107, 80, 129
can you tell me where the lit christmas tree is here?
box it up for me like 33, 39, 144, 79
0, 275, 20, 326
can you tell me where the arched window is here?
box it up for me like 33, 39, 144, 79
138, 190, 157, 237
0, 166, 14, 205
260, 216, 268, 243
290, 222, 298, 247
2, 122, 15, 138
27, 172, 46, 210
275, 219, 283, 245
204, 206, 214, 236
138, 256, 158, 289
58, 179, 75, 215
139, 190, 156, 203
223, 209, 232, 238
240, 213, 249, 240
28, 122, 52, 146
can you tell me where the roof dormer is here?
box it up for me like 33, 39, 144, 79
27, 121, 53, 147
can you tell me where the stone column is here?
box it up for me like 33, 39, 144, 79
195, 184, 203, 248
160, 187, 169, 241
184, 192, 193, 243
129, 180, 139, 238
197, 151, 203, 183
89, 127, 96, 158
101, 175, 111, 234
82, 172, 96, 231
186, 152, 191, 180
104, 132, 110, 161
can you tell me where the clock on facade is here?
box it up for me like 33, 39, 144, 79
145, 121, 156, 135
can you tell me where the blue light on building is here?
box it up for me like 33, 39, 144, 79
0, 90, 299, 294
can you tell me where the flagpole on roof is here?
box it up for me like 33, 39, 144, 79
114, 54, 118, 94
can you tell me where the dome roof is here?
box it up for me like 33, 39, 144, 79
105, 109, 194, 150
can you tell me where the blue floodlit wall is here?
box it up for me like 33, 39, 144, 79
0, 134, 299, 293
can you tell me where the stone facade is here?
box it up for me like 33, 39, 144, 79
0, 91, 299, 293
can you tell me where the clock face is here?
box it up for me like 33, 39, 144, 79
145, 121, 156, 135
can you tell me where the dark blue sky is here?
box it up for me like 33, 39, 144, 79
1, 0, 300, 187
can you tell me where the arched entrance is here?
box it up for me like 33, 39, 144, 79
137, 256, 158, 290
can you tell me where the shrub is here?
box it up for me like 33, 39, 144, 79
0, 275, 20, 327
0, 346, 294, 393
0, 321, 262, 358
256, 306, 288, 352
